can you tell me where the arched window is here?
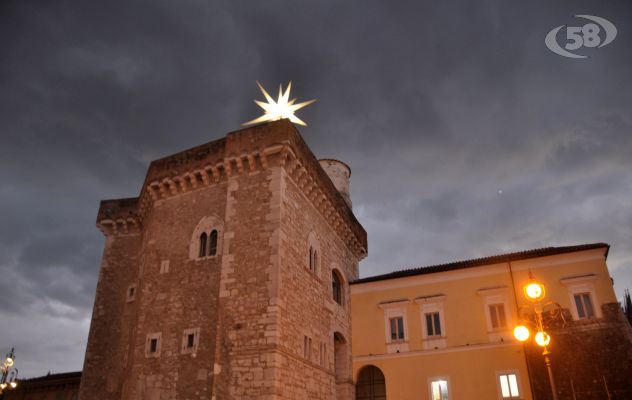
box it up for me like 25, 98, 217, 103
332, 270, 343, 305
356, 365, 386, 400
209, 230, 218, 256
199, 233, 207, 258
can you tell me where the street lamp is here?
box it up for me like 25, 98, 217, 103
0, 348, 19, 395
514, 281, 559, 400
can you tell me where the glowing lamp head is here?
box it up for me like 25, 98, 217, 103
535, 331, 551, 347
5, 357, 13, 367
524, 282, 546, 302
10, 382, 17, 388
0, 383, 7, 389
513, 325, 530, 342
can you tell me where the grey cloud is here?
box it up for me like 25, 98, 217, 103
1, 0, 631, 377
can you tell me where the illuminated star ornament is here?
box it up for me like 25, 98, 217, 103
243, 81, 316, 126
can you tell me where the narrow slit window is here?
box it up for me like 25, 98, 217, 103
199, 233, 207, 258
332, 271, 342, 305
304, 336, 312, 359
209, 230, 218, 256
309, 247, 314, 271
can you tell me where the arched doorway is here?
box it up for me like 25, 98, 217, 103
356, 365, 386, 400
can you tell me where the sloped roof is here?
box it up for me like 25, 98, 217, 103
351, 243, 610, 285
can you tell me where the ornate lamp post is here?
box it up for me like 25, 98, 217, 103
0, 348, 19, 395
513, 281, 559, 400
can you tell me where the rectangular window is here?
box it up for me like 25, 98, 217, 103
430, 379, 449, 400
126, 284, 137, 302
181, 328, 200, 354
499, 373, 520, 398
149, 338, 158, 353
489, 303, 507, 329
160, 260, 170, 274
389, 317, 405, 341
574, 293, 595, 319
425, 312, 442, 337
145, 333, 162, 357
187, 333, 195, 348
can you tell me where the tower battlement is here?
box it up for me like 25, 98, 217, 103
95, 120, 366, 256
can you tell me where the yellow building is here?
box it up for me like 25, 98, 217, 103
351, 243, 631, 400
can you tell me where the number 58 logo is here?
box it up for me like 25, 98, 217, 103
545, 15, 617, 58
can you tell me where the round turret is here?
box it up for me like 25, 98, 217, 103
319, 159, 352, 208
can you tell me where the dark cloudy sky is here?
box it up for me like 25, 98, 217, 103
1, 0, 631, 377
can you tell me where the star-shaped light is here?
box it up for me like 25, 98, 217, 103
243, 81, 315, 126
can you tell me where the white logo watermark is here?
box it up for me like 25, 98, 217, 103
545, 15, 617, 58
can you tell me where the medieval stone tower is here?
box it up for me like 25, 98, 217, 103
79, 120, 367, 400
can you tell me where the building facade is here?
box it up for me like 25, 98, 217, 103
351, 244, 632, 400
79, 120, 367, 400
3, 372, 81, 400
79, 119, 632, 400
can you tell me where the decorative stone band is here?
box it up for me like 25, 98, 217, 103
95, 120, 367, 259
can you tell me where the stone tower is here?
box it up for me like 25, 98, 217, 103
79, 120, 367, 400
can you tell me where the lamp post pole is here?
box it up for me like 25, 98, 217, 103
542, 347, 559, 400
514, 282, 560, 400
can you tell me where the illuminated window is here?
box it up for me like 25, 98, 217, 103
430, 379, 449, 400
209, 229, 218, 256
199, 233, 207, 258
574, 293, 595, 319
489, 303, 507, 329
498, 373, 520, 399
425, 312, 442, 337
389, 317, 405, 341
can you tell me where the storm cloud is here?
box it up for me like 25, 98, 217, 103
1, 0, 631, 376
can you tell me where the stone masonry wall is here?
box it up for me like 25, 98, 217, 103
210, 165, 279, 399
275, 168, 359, 399
525, 303, 632, 400
79, 232, 142, 399
121, 182, 227, 400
